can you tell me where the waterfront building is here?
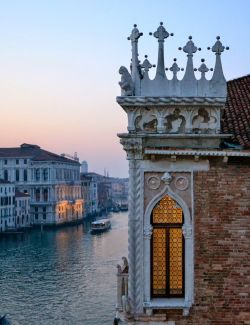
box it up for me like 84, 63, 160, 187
0, 179, 15, 232
81, 172, 129, 217
81, 172, 99, 217
15, 190, 31, 229
116, 23, 250, 324
111, 178, 128, 207
0, 143, 83, 226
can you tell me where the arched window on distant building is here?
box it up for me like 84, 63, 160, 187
4, 170, 8, 181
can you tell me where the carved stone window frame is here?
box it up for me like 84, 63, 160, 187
143, 185, 194, 316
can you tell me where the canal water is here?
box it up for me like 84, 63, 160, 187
0, 212, 128, 325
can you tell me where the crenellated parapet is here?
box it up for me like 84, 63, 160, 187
118, 22, 229, 98
117, 22, 231, 143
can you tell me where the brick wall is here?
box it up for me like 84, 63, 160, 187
168, 159, 250, 324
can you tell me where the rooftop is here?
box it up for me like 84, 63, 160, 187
223, 75, 250, 148
0, 144, 80, 164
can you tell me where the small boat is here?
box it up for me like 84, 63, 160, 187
91, 219, 111, 234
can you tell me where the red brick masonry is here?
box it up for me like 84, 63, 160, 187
166, 159, 250, 325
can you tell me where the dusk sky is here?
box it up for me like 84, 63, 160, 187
0, 0, 249, 177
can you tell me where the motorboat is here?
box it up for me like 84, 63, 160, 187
91, 219, 111, 234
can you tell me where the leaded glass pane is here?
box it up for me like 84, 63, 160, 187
152, 228, 166, 295
169, 228, 183, 295
152, 196, 182, 224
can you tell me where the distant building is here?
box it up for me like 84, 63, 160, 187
0, 143, 83, 226
15, 190, 31, 229
81, 161, 88, 173
81, 173, 99, 217
0, 179, 15, 232
81, 172, 128, 217
111, 178, 128, 206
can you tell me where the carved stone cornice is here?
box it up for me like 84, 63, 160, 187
117, 96, 226, 106
120, 138, 143, 160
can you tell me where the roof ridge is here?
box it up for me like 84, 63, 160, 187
227, 74, 250, 83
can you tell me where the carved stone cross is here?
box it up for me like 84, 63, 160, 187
210, 36, 229, 55
128, 24, 143, 43
183, 36, 198, 56
170, 58, 180, 77
197, 59, 209, 78
153, 22, 169, 42
141, 55, 153, 72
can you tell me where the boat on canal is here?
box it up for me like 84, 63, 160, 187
90, 219, 111, 234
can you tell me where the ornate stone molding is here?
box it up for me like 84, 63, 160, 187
117, 96, 226, 105
120, 103, 222, 135
145, 148, 250, 157
143, 225, 153, 239
182, 225, 192, 239
175, 176, 189, 191
147, 176, 161, 190
120, 138, 143, 160
161, 172, 172, 185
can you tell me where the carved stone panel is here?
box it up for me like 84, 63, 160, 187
144, 172, 192, 214
125, 104, 221, 135
164, 108, 186, 133
192, 107, 217, 134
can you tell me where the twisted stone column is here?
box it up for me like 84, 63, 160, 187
120, 137, 143, 316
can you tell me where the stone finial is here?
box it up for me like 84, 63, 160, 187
168, 58, 183, 79
128, 24, 143, 96
141, 55, 153, 72
194, 59, 213, 79
208, 36, 229, 91
180, 36, 201, 56
150, 22, 173, 79
127, 24, 143, 43
141, 55, 155, 79
180, 36, 201, 91
208, 36, 229, 55
151, 22, 171, 42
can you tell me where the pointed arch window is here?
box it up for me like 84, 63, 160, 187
151, 195, 184, 298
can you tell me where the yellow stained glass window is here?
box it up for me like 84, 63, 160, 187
151, 195, 184, 298
153, 195, 183, 224
152, 228, 167, 295
169, 228, 183, 295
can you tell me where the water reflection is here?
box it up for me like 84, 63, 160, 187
0, 212, 128, 325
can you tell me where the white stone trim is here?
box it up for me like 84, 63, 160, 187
143, 184, 194, 313
145, 148, 250, 157
117, 96, 226, 105
141, 159, 209, 172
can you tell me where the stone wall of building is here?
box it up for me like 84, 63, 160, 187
165, 158, 250, 324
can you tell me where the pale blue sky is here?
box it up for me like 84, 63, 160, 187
0, 0, 249, 177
